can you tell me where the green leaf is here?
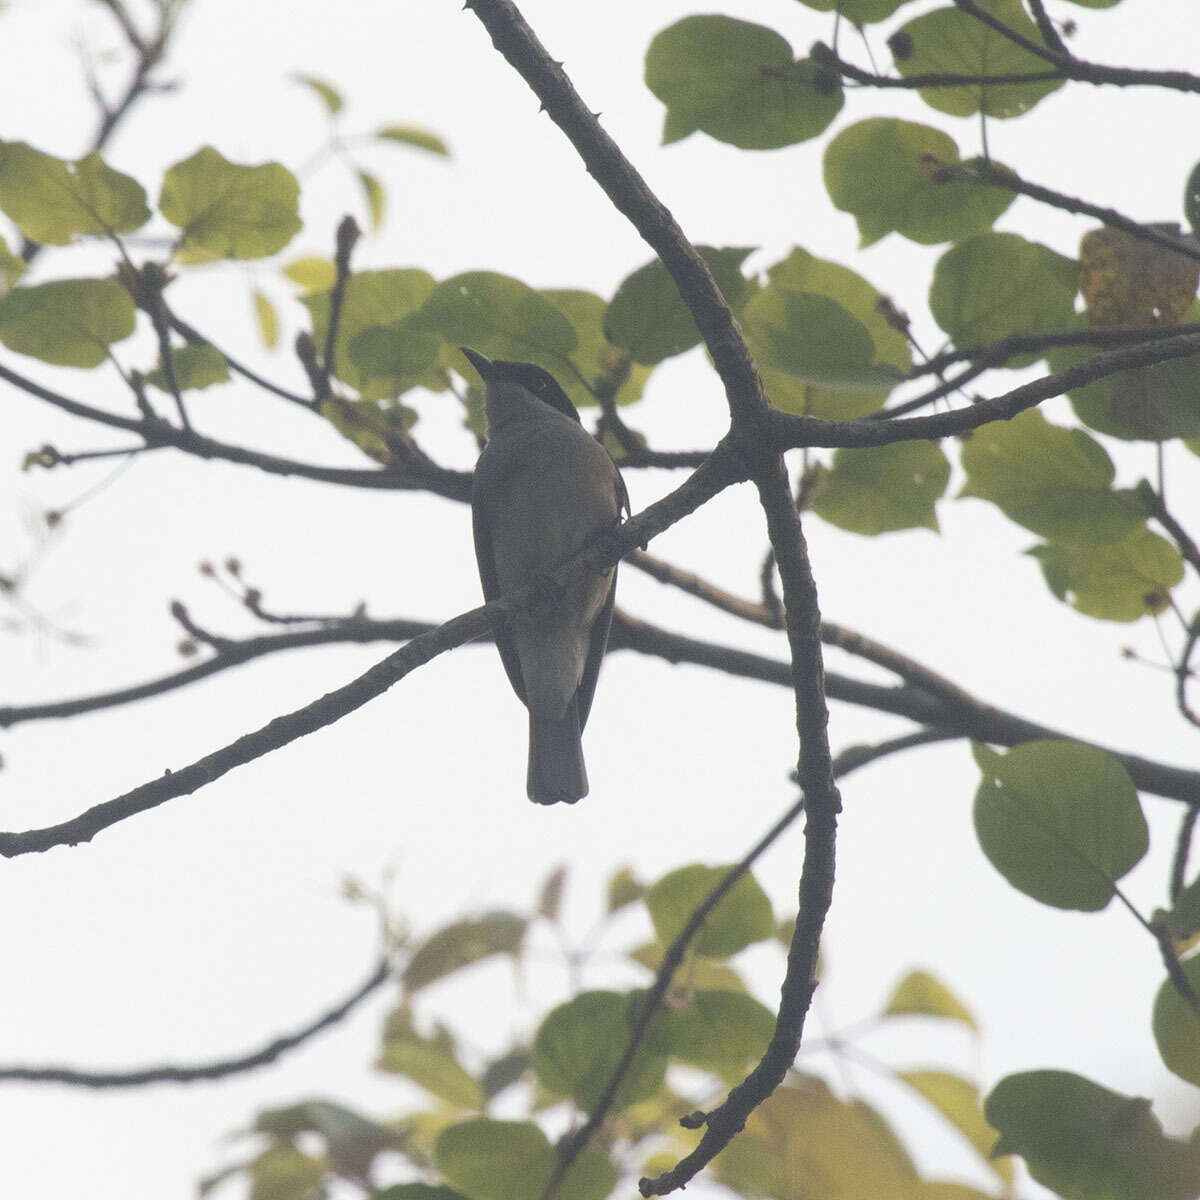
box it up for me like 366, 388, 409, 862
986, 1069, 1200, 1200
292, 74, 343, 115
284, 257, 336, 292
604, 246, 752, 365
403, 912, 526, 993
748, 247, 911, 417
606, 865, 643, 912
256, 1100, 398, 1179
533, 990, 667, 1111
1186, 161, 1200, 236
960, 409, 1146, 543
631, 942, 747, 994
536, 865, 566, 921
812, 441, 949, 534
645, 17, 842, 150
643, 988, 774, 1071
253, 290, 279, 349
1031, 527, 1183, 621
436, 1119, 616, 1200
716, 1076, 917, 1199
247, 1147, 325, 1200
160, 147, 301, 262
883, 969, 978, 1030
795, 0, 916, 23
931, 233, 1077, 351
0, 142, 149, 245
147, 343, 230, 392
377, 1009, 484, 1109
374, 1187, 469, 1200
1153, 957, 1200, 1085
411, 270, 578, 383
824, 119, 1013, 247
895, 0, 1065, 118
541, 288, 652, 407
0, 234, 25, 296
900, 1071, 1011, 1184
376, 125, 450, 156
0, 278, 135, 367
358, 169, 385, 230
480, 1049, 529, 1102
645, 864, 774, 958
302, 268, 436, 399
972, 740, 1147, 910
1167, 876, 1200, 941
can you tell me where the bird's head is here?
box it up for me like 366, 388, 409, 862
461, 347, 581, 425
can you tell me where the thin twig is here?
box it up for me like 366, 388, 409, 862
316, 216, 360, 408
1170, 805, 1200, 904
0, 957, 390, 1087
1026, 0, 1070, 56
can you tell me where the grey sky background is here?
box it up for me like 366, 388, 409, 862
2, 0, 1199, 1196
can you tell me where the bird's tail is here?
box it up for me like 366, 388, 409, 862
527, 699, 588, 805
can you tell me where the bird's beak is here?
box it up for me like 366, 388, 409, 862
460, 346, 493, 380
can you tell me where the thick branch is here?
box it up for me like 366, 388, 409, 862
0, 957, 389, 1087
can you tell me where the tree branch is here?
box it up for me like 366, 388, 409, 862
0, 446, 743, 856
0, 956, 389, 1087
543, 729, 953, 1199
966, 161, 1200, 264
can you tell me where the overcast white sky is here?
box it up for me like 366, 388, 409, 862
2, 1, 1200, 1197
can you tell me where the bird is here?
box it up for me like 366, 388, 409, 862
464, 347, 628, 805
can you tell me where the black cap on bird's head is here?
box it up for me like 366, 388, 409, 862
460, 347, 581, 423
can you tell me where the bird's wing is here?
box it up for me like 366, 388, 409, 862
472, 497, 528, 704
577, 565, 617, 729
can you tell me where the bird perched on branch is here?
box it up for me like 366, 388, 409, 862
464, 347, 628, 805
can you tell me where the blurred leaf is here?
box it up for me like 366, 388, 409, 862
357, 169, 385, 230
0, 142, 149, 245
319, 395, 416, 463
0, 277, 134, 367
253, 289, 279, 349
987, 1069, 1200, 1200
255, 1099, 399, 1180
931, 233, 1077, 352
631, 942, 747, 994
376, 125, 450, 156
716, 1075, 917, 1199
303, 268, 436, 398
160, 147, 301, 262
824, 119, 1012, 247
533, 990, 667, 1112
1186, 161, 1200, 236
541, 288, 651, 406
883, 969, 977, 1030
1031, 526, 1183, 621
1079, 226, 1199, 328
811, 441, 949, 534
378, 1008, 484, 1109
284, 257, 336, 292
894, 0, 1064, 118
374, 1187, 469, 1200
481, 1049, 529, 1102
248, 1147, 325, 1200
643, 988, 774, 1072
147, 343, 230, 392
403, 912, 525, 994
1153, 957, 1200, 1085
972, 741, 1147, 910
645, 17, 842, 149
795, 0, 915, 22
411, 270, 577, 382
1167, 877, 1200, 941
607, 865, 643, 913
436, 1119, 617, 1200
900, 1071, 1011, 1183
536, 864, 566, 921
645, 864, 774, 958
749, 247, 910, 417
292, 74, 343, 115
0, 234, 24, 296
604, 247, 752, 365
960, 409, 1145, 543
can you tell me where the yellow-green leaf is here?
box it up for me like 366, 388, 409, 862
645, 864, 774, 958
376, 125, 450, 156
253, 289, 279, 349
901, 1071, 1011, 1183
812, 441, 949, 534
292, 73, 343, 115
160, 147, 301, 262
0, 278, 135, 367
357, 169, 385, 231
147, 343, 230, 392
883, 969, 977, 1030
